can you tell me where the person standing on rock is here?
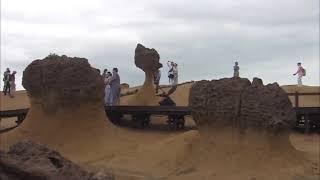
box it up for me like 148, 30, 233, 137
171, 62, 178, 86
3, 68, 11, 96
154, 63, 162, 94
109, 68, 121, 105
167, 61, 175, 84
104, 72, 113, 105
293, 62, 305, 86
102, 69, 108, 79
9, 71, 17, 98
233, 61, 240, 77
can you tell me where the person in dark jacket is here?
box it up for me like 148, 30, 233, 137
109, 68, 121, 105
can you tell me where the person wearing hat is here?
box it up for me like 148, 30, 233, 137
154, 63, 163, 94
9, 71, 17, 98
3, 68, 11, 96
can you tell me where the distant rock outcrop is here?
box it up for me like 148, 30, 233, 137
0, 140, 114, 180
120, 83, 130, 89
189, 77, 295, 132
22, 54, 104, 112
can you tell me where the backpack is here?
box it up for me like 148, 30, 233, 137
302, 68, 306, 76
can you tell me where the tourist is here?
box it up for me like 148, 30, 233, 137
172, 63, 178, 86
104, 72, 113, 105
233, 61, 240, 77
102, 69, 108, 79
154, 63, 162, 94
293, 62, 305, 86
3, 68, 11, 96
96, 68, 101, 74
109, 68, 121, 105
9, 71, 16, 98
167, 61, 175, 84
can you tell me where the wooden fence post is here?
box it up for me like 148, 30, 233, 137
295, 91, 299, 108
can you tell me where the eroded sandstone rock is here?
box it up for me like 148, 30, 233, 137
189, 77, 295, 132
0, 140, 114, 180
22, 54, 104, 111
128, 44, 162, 105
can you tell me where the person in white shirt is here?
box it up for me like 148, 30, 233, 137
167, 61, 174, 84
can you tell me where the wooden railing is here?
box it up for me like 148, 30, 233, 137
287, 92, 320, 108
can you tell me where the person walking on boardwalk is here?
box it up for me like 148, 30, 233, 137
293, 62, 305, 86
3, 68, 11, 96
233, 61, 240, 77
109, 68, 121, 105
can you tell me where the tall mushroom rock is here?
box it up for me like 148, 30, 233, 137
129, 44, 161, 105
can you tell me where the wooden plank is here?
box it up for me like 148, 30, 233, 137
287, 92, 320, 96
0, 108, 29, 118
294, 107, 320, 114
104, 106, 192, 115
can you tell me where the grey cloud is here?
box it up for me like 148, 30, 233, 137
1, 0, 319, 90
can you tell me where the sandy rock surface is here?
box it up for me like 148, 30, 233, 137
0, 140, 114, 180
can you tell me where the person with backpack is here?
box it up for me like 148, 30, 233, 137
3, 68, 11, 96
9, 71, 17, 98
293, 62, 306, 86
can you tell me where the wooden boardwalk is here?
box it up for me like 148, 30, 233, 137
1, 92, 319, 132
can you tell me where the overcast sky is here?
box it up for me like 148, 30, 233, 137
1, 0, 319, 90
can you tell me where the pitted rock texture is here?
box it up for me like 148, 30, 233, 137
0, 140, 114, 180
241, 78, 296, 131
189, 77, 295, 132
134, 44, 160, 74
22, 55, 104, 111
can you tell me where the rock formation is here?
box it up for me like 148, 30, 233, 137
128, 44, 162, 105
22, 54, 104, 112
0, 140, 114, 180
120, 83, 129, 89
189, 77, 295, 132
2, 55, 114, 163
188, 77, 307, 179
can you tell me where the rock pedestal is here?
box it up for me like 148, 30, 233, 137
128, 44, 162, 105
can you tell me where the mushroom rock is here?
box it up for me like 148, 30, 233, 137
1, 55, 114, 162
188, 77, 308, 179
22, 55, 104, 112
128, 44, 161, 105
